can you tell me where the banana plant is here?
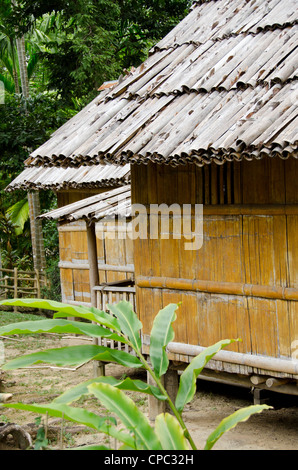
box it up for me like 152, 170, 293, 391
0, 298, 270, 450
6, 198, 29, 235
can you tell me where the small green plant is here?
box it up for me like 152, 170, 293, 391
0, 298, 270, 450
33, 416, 49, 450
0, 413, 9, 423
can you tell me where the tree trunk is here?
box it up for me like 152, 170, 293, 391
12, 0, 46, 274
15, 35, 29, 98
9, 38, 20, 94
28, 192, 46, 272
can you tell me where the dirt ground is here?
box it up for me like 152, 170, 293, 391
0, 333, 297, 451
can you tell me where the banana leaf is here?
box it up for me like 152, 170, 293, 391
155, 413, 190, 450
89, 382, 162, 450
149, 303, 178, 378
54, 375, 166, 404
175, 339, 238, 413
107, 301, 142, 351
2, 344, 143, 370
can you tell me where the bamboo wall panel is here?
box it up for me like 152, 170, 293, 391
132, 158, 298, 365
285, 158, 298, 204
59, 222, 134, 303
134, 159, 296, 206
104, 222, 129, 283
290, 301, 298, 357
57, 190, 134, 304
72, 268, 90, 303
72, 229, 88, 262
287, 215, 298, 288
136, 287, 163, 337
137, 283, 297, 359
59, 268, 73, 301
276, 299, 291, 358
59, 231, 72, 262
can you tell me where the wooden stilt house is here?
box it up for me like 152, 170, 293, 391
8, 0, 298, 393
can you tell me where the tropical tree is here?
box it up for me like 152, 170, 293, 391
10, 0, 46, 273
0, 0, 192, 279
2, 0, 192, 105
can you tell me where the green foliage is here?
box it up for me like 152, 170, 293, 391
149, 303, 177, 378
108, 300, 142, 351
0, 94, 75, 272
0, 310, 45, 327
6, 198, 29, 235
33, 416, 49, 450
90, 382, 162, 450
0, 0, 192, 275
203, 405, 269, 450
54, 376, 166, 405
175, 339, 239, 413
0, 298, 271, 450
40, 257, 61, 303
1, 0, 192, 105
155, 413, 189, 450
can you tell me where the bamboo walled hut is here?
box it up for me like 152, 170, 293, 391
7, 163, 132, 306
38, 185, 134, 310
7, 0, 298, 393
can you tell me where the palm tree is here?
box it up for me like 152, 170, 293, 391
0, 22, 20, 93
0, 8, 60, 95
14, 33, 46, 273
0, 0, 47, 274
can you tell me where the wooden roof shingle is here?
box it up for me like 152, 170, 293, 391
7, 164, 130, 192
10, 0, 298, 176
38, 185, 131, 223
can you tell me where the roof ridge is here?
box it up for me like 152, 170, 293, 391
119, 77, 297, 100
150, 22, 298, 54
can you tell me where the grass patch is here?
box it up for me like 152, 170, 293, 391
0, 310, 62, 353
0, 311, 47, 328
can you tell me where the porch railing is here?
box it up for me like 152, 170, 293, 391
93, 281, 136, 353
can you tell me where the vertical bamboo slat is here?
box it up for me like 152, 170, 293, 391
132, 158, 298, 367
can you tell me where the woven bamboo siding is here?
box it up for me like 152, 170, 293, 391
132, 159, 298, 365
57, 189, 107, 207
57, 190, 134, 305
58, 221, 134, 304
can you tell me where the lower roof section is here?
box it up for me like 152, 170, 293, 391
6, 164, 131, 192
38, 185, 131, 224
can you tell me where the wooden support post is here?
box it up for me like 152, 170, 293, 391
86, 222, 99, 308
86, 222, 106, 377
147, 364, 179, 421
253, 388, 270, 405
93, 361, 106, 377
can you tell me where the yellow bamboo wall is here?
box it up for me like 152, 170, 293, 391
131, 158, 298, 364
57, 190, 134, 305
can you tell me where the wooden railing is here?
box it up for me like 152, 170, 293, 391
94, 281, 136, 353
0, 267, 47, 300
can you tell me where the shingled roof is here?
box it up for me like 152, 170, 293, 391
7, 164, 130, 192
38, 185, 131, 223
13, 0, 298, 172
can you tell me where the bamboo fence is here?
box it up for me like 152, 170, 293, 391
0, 267, 47, 302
